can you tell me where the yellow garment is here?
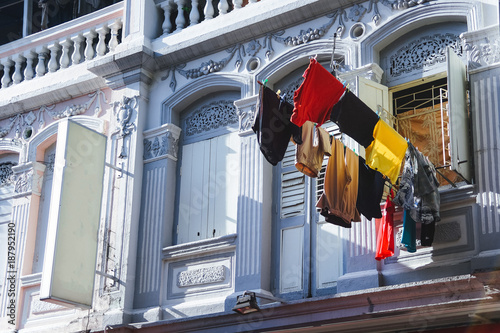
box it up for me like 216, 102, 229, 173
365, 119, 408, 184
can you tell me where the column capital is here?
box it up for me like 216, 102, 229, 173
234, 94, 258, 136
143, 123, 181, 162
12, 161, 46, 197
338, 63, 384, 94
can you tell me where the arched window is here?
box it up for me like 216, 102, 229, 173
174, 91, 240, 244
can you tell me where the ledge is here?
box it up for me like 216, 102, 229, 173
100, 271, 500, 333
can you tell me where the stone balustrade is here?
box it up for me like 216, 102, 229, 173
0, 4, 123, 90
156, 0, 260, 35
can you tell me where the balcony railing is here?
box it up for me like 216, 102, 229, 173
156, 0, 260, 35
0, 3, 123, 90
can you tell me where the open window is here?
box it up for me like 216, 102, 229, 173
39, 119, 106, 309
360, 47, 472, 186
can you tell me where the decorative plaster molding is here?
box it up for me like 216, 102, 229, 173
14, 169, 33, 194
234, 95, 259, 135
0, 162, 16, 186
462, 25, 500, 69
113, 95, 138, 138
389, 33, 462, 78
143, 123, 181, 162
434, 221, 462, 243
0, 90, 107, 141
177, 265, 226, 288
144, 132, 179, 161
338, 63, 385, 94
236, 104, 256, 134
184, 100, 238, 137
12, 162, 45, 196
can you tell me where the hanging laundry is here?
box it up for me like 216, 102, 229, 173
252, 85, 303, 166
316, 138, 360, 228
295, 121, 331, 178
357, 156, 385, 220
330, 90, 380, 148
375, 189, 395, 260
290, 58, 346, 127
393, 142, 440, 247
365, 119, 408, 184
421, 222, 435, 247
393, 145, 416, 211
401, 209, 417, 253
411, 144, 440, 224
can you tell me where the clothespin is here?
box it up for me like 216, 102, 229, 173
263, 79, 268, 87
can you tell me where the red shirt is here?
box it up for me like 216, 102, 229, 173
291, 58, 346, 127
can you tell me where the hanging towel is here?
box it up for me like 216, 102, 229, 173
316, 138, 360, 228
365, 119, 408, 184
330, 90, 380, 148
375, 189, 395, 260
295, 121, 331, 177
291, 58, 346, 127
252, 85, 303, 166
357, 156, 385, 220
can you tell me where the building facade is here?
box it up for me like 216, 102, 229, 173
0, 0, 499, 332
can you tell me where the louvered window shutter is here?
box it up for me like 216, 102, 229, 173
274, 141, 309, 298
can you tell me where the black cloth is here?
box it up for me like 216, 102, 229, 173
320, 208, 352, 228
252, 86, 302, 166
330, 90, 380, 148
421, 221, 435, 246
356, 156, 385, 220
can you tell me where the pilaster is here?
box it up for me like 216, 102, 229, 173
133, 123, 181, 310
8, 162, 45, 329
229, 95, 273, 302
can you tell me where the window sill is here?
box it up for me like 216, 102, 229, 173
162, 233, 237, 262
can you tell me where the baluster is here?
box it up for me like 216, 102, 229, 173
204, 0, 215, 20
12, 55, 26, 84
109, 19, 122, 52
35, 46, 49, 77
175, 0, 186, 31
96, 25, 110, 57
71, 34, 84, 65
0, 58, 13, 88
189, 0, 200, 26
83, 30, 97, 61
219, 0, 229, 14
47, 42, 61, 73
59, 39, 73, 69
23, 51, 36, 81
233, 0, 243, 9
158, 1, 173, 34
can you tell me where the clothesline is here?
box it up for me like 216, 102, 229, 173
252, 58, 441, 260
